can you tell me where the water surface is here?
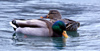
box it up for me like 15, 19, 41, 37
0, 0, 100, 51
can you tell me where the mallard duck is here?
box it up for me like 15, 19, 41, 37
40, 10, 80, 31
10, 19, 68, 38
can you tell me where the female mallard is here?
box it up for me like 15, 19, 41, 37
10, 19, 68, 38
40, 10, 80, 31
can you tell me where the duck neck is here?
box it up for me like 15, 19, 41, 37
50, 19, 61, 23
52, 32, 62, 37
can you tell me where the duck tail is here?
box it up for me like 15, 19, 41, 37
77, 22, 80, 28
9, 20, 19, 31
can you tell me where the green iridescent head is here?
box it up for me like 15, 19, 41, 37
52, 21, 68, 38
52, 21, 66, 33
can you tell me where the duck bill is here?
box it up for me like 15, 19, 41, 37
40, 15, 49, 19
62, 31, 68, 38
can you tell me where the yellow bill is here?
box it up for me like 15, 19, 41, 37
62, 31, 68, 38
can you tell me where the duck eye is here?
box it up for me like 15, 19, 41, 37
50, 12, 57, 14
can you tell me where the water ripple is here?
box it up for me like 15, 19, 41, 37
0, 0, 100, 51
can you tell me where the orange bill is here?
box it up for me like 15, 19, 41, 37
40, 16, 43, 18
62, 31, 68, 38
40, 15, 49, 18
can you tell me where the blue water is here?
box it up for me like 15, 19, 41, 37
0, 0, 100, 51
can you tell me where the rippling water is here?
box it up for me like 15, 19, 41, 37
0, 0, 100, 51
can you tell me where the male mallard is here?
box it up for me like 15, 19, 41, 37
10, 19, 68, 38
40, 10, 80, 31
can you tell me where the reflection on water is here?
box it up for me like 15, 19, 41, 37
67, 31, 79, 37
12, 33, 68, 50
12, 31, 79, 50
